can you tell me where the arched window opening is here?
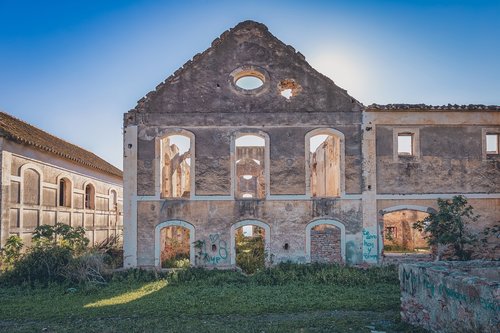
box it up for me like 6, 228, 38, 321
235, 224, 266, 274
309, 134, 341, 197
59, 178, 72, 207
383, 210, 430, 254
160, 226, 191, 268
110, 189, 117, 211
161, 134, 191, 198
23, 168, 40, 205
85, 184, 95, 209
58, 178, 72, 207
235, 134, 266, 199
310, 224, 342, 263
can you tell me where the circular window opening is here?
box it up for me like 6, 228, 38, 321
235, 76, 264, 90
230, 67, 268, 94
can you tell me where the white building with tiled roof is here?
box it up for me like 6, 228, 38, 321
0, 111, 123, 247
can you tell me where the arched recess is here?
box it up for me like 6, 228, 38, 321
154, 220, 195, 267
231, 130, 270, 199
20, 163, 43, 205
305, 219, 346, 263
157, 129, 195, 199
108, 188, 118, 211
56, 174, 73, 208
379, 205, 434, 253
305, 128, 345, 197
230, 219, 271, 265
83, 181, 96, 210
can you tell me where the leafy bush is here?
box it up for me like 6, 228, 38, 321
235, 231, 265, 274
413, 195, 479, 260
161, 253, 190, 269
0, 235, 23, 270
0, 246, 73, 286
0, 223, 96, 287
33, 223, 89, 253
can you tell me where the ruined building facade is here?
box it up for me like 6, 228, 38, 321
0, 112, 123, 248
123, 21, 499, 268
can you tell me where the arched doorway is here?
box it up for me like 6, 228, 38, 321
230, 220, 270, 273
154, 220, 195, 268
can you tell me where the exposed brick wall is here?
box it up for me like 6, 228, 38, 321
310, 224, 341, 263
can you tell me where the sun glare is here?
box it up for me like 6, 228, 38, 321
84, 280, 167, 308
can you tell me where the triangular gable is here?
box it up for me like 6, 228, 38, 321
132, 21, 362, 115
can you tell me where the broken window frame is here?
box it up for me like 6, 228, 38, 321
486, 133, 499, 155
481, 128, 500, 160
158, 130, 195, 200
393, 128, 420, 161
305, 128, 345, 198
397, 133, 414, 156
232, 131, 270, 200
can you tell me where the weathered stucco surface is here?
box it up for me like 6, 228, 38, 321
400, 261, 500, 332
376, 125, 499, 194
123, 21, 500, 269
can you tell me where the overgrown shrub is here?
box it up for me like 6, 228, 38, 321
0, 223, 108, 287
251, 262, 398, 286
64, 251, 110, 285
93, 234, 123, 269
235, 231, 265, 274
0, 246, 73, 286
163, 263, 399, 287
32, 223, 89, 253
413, 195, 479, 260
0, 235, 23, 270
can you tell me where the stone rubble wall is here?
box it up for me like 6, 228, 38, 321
399, 261, 499, 333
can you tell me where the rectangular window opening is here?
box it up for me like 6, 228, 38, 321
398, 133, 413, 155
486, 134, 499, 154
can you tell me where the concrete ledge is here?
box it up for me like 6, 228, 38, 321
399, 261, 499, 332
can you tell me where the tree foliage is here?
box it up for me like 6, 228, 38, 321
32, 223, 89, 253
413, 195, 479, 260
0, 235, 23, 269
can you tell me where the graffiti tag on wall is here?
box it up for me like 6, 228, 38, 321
195, 233, 228, 265
362, 228, 378, 261
401, 268, 499, 312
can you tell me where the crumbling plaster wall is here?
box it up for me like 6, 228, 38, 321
370, 107, 500, 260
135, 198, 363, 267
128, 21, 363, 199
124, 21, 500, 268
134, 125, 362, 197
376, 125, 499, 194
400, 261, 499, 333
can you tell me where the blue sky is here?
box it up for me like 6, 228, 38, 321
1, 0, 499, 169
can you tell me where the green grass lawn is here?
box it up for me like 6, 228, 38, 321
0, 266, 426, 333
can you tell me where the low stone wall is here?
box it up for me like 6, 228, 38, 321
399, 261, 499, 333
